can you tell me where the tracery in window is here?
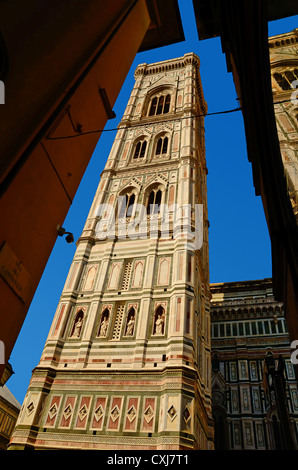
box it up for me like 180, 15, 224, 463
148, 93, 171, 116
147, 188, 162, 215
273, 69, 298, 91
133, 139, 147, 159
155, 136, 168, 156
118, 191, 136, 218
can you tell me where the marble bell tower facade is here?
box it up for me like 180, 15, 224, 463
10, 53, 214, 450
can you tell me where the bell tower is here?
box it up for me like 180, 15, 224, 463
10, 53, 214, 450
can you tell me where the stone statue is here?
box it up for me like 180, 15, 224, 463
126, 315, 135, 336
99, 316, 109, 336
154, 314, 164, 335
72, 317, 83, 337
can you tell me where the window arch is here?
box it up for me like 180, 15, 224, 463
118, 189, 137, 218
146, 187, 162, 215
133, 139, 147, 159
149, 96, 158, 116
155, 135, 168, 156
148, 93, 171, 116
273, 68, 298, 90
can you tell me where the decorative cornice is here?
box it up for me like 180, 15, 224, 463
134, 53, 200, 78
134, 53, 208, 116
268, 28, 298, 49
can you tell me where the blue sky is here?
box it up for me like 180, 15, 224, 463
8, 1, 298, 404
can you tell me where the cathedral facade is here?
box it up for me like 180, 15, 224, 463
9, 54, 214, 450
211, 279, 298, 450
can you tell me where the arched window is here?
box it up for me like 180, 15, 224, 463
118, 191, 136, 218
164, 94, 171, 113
156, 95, 164, 115
149, 97, 158, 116
148, 93, 171, 116
155, 136, 168, 156
273, 69, 298, 90
147, 188, 162, 215
134, 140, 147, 159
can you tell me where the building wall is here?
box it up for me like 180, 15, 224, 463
211, 279, 298, 450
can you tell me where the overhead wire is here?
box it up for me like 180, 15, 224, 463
45, 97, 295, 141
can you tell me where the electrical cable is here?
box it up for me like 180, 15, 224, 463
45, 97, 295, 141
46, 106, 242, 141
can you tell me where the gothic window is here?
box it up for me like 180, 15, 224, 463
146, 188, 162, 215
118, 191, 136, 218
148, 93, 171, 116
149, 96, 157, 116
156, 95, 164, 115
164, 94, 171, 113
155, 136, 168, 156
273, 69, 298, 90
133, 139, 147, 159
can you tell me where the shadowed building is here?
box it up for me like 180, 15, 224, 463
211, 279, 298, 450
269, 28, 298, 223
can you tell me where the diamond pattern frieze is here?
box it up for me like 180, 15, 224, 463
63, 404, 73, 420
144, 405, 154, 423
167, 405, 177, 421
110, 405, 120, 422
127, 405, 137, 423
94, 404, 104, 422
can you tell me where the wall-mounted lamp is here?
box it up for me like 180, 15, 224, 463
57, 224, 74, 244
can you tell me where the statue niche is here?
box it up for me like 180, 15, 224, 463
71, 310, 84, 338
125, 307, 136, 336
153, 305, 165, 335
98, 308, 110, 337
